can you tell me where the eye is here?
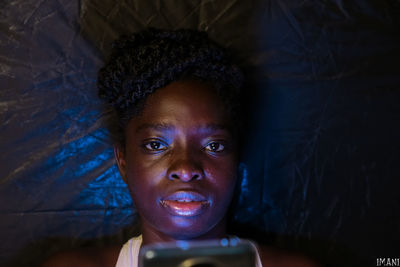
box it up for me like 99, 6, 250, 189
142, 140, 168, 152
205, 141, 225, 152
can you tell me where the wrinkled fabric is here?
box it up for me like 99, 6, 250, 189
0, 0, 399, 266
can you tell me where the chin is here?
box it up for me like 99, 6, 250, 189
165, 223, 208, 240
168, 231, 201, 240
162, 217, 224, 241
166, 228, 213, 241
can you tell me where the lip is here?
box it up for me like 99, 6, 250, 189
160, 191, 210, 217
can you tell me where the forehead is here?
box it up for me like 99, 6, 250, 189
128, 80, 232, 132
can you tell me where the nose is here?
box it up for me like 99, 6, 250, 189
167, 154, 204, 182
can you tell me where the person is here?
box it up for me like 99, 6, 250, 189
43, 28, 319, 267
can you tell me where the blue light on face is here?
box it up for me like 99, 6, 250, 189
171, 216, 193, 228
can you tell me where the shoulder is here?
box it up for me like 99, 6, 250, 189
257, 244, 322, 267
42, 245, 121, 267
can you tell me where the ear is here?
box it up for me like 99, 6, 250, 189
114, 145, 127, 183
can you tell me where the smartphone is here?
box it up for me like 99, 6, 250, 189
139, 237, 257, 267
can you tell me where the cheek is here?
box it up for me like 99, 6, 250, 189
207, 153, 237, 177
126, 147, 166, 178
124, 156, 165, 199
205, 157, 238, 196
125, 164, 162, 219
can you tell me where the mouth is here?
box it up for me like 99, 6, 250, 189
160, 191, 210, 217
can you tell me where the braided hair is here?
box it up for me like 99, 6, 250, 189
97, 28, 244, 147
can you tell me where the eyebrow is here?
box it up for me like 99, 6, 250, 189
135, 123, 175, 133
135, 123, 230, 134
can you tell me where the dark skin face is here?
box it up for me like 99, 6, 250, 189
114, 80, 238, 246
46, 81, 320, 267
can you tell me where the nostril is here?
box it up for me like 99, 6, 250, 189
169, 173, 180, 180
168, 172, 202, 181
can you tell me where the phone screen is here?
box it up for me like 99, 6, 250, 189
139, 237, 257, 267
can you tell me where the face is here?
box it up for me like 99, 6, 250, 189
115, 80, 238, 243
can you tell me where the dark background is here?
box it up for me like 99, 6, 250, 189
1, 0, 399, 266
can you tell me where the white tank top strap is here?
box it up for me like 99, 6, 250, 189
115, 235, 142, 267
